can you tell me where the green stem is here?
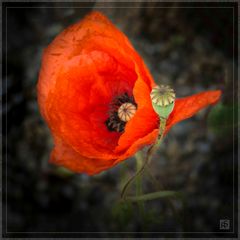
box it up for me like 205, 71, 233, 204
124, 191, 181, 202
135, 151, 145, 214
147, 117, 166, 159
121, 117, 167, 199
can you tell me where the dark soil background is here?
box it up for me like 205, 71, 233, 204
2, 1, 238, 238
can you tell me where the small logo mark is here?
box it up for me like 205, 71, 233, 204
220, 219, 230, 230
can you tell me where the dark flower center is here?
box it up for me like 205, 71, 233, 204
105, 92, 137, 133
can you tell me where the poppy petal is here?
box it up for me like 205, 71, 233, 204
115, 78, 158, 153
115, 129, 159, 163
166, 90, 222, 132
50, 136, 116, 175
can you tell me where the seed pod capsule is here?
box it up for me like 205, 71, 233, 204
118, 103, 137, 122
150, 85, 176, 107
150, 85, 176, 119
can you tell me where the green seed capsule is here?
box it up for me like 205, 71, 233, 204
150, 85, 176, 119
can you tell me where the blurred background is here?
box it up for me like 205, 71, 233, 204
2, 1, 238, 238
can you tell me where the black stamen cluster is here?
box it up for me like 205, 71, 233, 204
105, 92, 137, 133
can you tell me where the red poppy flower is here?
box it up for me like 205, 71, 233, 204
37, 11, 221, 175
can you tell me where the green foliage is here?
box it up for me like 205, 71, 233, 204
111, 201, 134, 229
170, 34, 186, 46
207, 103, 238, 137
53, 166, 74, 177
